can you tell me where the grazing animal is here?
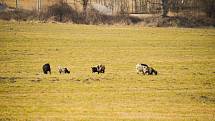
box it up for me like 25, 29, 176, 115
91, 67, 98, 73
97, 64, 105, 73
43, 63, 51, 74
91, 64, 105, 74
58, 66, 70, 74
136, 64, 158, 75
146, 67, 158, 75
136, 64, 148, 75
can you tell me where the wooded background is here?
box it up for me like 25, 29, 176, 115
1, 0, 215, 18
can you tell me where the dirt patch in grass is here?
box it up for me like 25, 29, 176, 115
197, 95, 215, 104
29, 78, 42, 82
0, 76, 22, 83
50, 77, 60, 82
69, 77, 112, 84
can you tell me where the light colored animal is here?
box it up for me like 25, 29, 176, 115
136, 64, 148, 75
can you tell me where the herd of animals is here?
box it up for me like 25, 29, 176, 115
42, 63, 158, 75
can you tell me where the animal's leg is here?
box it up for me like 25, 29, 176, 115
136, 69, 140, 74
153, 69, 158, 75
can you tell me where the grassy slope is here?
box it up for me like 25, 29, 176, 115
0, 21, 215, 121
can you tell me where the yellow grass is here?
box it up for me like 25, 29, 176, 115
0, 20, 215, 120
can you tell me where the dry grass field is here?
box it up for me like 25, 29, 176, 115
0, 20, 215, 120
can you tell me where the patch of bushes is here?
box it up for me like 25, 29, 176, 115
157, 16, 215, 27
0, 9, 38, 21
39, 1, 82, 23
84, 7, 131, 25
0, 2, 214, 27
40, 2, 131, 25
0, 2, 131, 25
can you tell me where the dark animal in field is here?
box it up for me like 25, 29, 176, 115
146, 67, 158, 75
91, 67, 98, 73
91, 64, 105, 74
58, 66, 70, 74
42, 63, 51, 74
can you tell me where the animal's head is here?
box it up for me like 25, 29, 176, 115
91, 67, 97, 72
58, 66, 62, 69
154, 70, 158, 75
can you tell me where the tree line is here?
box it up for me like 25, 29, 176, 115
82, 0, 215, 18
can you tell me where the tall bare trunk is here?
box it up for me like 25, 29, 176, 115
162, 0, 169, 17
83, 0, 89, 14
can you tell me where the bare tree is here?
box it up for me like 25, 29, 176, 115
202, 0, 215, 18
162, 0, 169, 17
82, 0, 89, 14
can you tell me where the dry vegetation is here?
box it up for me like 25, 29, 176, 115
0, 0, 215, 27
0, 1, 132, 25
0, 20, 215, 120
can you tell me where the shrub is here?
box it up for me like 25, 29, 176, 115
0, 9, 38, 21
39, 1, 82, 23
